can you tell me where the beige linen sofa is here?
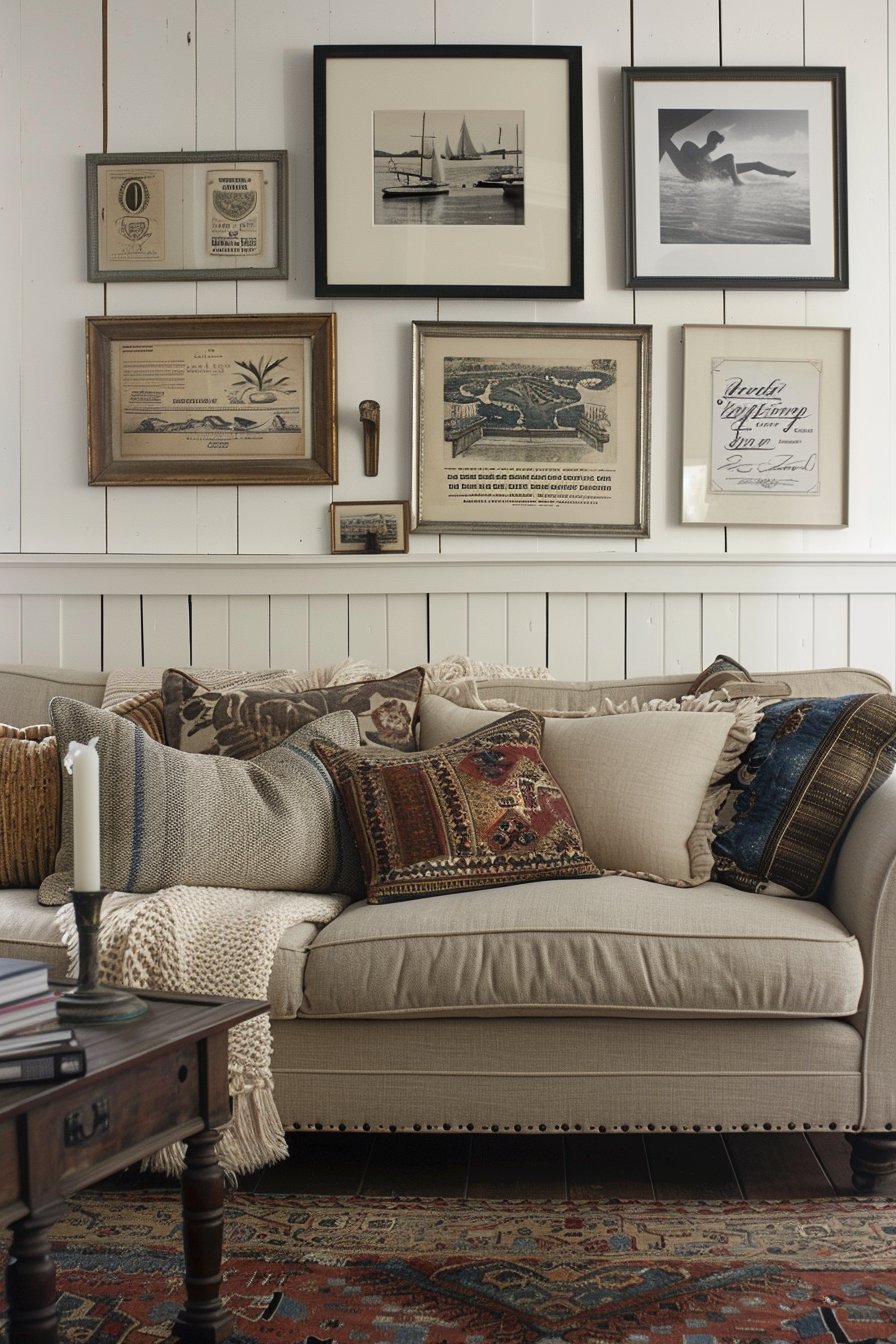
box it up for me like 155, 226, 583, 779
2, 660, 896, 1192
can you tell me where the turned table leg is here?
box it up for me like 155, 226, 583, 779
172, 1127, 234, 1343
6, 1200, 65, 1344
846, 1131, 896, 1192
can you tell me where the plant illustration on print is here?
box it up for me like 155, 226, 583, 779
228, 354, 296, 405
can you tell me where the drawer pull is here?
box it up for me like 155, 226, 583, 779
64, 1098, 109, 1147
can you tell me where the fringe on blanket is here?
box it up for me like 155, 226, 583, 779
55, 886, 349, 1180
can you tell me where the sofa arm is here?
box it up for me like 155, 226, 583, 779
828, 774, 896, 1130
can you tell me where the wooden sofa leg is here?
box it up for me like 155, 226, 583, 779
846, 1132, 896, 1192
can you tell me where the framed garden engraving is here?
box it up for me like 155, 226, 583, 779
86, 151, 288, 282
412, 322, 651, 537
86, 314, 336, 486
681, 324, 849, 527
313, 45, 584, 298
623, 68, 847, 289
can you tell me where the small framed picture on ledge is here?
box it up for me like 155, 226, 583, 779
330, 501, 410, 554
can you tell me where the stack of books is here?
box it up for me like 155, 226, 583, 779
0, 957, 85, 1083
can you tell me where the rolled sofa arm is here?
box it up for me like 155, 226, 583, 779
828, 774, 896, 1130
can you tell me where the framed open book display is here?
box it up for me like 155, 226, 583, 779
86, 150, 288, 282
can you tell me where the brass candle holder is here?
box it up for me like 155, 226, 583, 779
56, 890, 147, 1024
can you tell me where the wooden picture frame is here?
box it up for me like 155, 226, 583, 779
412, 321, 651, 537
86, 151, 288, 282
681, 324, 849, 527
330, 501, 410, 553
313, 45, 584, 299
86, 313, 337, 486
623, 67, 848, 289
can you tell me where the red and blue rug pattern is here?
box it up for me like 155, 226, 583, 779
4, 1194, 896, 1343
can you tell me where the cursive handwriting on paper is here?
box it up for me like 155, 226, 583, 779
710, 360, 821, 495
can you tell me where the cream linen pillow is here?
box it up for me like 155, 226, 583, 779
418, 696, 760, 887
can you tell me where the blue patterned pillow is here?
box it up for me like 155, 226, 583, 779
712, 693, 896, 899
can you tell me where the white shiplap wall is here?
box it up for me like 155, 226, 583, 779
1, 0, 895, 687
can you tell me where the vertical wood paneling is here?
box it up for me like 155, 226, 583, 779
308, 595, 349, 668
807, 0, 894, 554
625, 594, 664, 677
270, 595, 311, 671
586, 594, 626, 680
720, 0, 803, 62
107, 490, 202, 555
547, 594, 587, 680
777, 595, 814, 671
101, 596, 143, 670
739, 594, 779, 672
850, 595, 896, 689
197, 489, 239, 555
468, 594, 509, 664
428, 594, 469, 664
141, 596, 191, 668
701, 595, 740, 664
237, 487, 330, 556
813, 595, 849, 670
507, 594, 547, 668
662, 594, 702, 677
427, 596, 470, 663
348, 595, 389, 669
0, 597, 22, 664
435, 0, 532, 44
227, 596, 271, 669
21, 597, 60, 666
19, 1, 105, 553
190, 596, 231, 667
59, 596, 103, 670
385, 594, 429, 671
0, 1, 21, 552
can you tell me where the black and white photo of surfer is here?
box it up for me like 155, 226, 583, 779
374, 111, 524, 225
659, 108, 809, 245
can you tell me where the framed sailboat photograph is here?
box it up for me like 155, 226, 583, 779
313, 45, 584, 299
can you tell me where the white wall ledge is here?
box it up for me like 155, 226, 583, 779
1, 552, 895, 596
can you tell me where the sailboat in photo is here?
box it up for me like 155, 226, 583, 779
452, 116, 481, 160
382, 113, 449, 199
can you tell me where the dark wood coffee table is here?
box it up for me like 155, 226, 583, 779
0, 986, 267, 1344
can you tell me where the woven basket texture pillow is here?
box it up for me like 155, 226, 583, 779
418, 694, 760, 887
712, 692, 896, 899
162, 666, 425, 759
314, 709, 599, 904
0, 692, 166, 890
38, 699, 364, 907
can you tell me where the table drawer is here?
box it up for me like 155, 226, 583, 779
27, 1043, 203, 1199
0, 1118, 21, 1207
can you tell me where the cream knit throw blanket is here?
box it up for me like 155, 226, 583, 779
55, 886, 349, 1178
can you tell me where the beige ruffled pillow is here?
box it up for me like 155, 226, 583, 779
418, 694, 761, 888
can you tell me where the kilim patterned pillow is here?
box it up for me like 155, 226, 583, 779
162, 666, 425, 759
313, 710, 599, 904
39, 700, 365, 906
685, 652, 792, 702
712, 693, 896, 899
0, 693, 165, 890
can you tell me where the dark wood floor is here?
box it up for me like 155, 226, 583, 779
107, 1129, 895, 1202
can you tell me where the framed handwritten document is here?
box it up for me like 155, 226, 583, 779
86, 151, 288, 282
86, 314, 336, 485
681, 324, 849, 527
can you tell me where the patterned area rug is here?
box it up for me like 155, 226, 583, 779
5, 1193, 896, 1343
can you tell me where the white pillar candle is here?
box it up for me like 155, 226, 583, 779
63, 737, 101, 892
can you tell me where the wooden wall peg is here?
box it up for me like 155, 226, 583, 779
359, 400, 380, 476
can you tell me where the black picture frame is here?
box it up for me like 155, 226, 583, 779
86, 150, 288, 283
313, 45, 584, 299
622, 67, 848, 290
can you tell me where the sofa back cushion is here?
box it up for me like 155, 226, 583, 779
419, 696, 757, 887
39, 699, 365, 905
0, 665, 108, 729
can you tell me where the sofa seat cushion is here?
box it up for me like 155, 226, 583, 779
299, 877, 863, 1020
